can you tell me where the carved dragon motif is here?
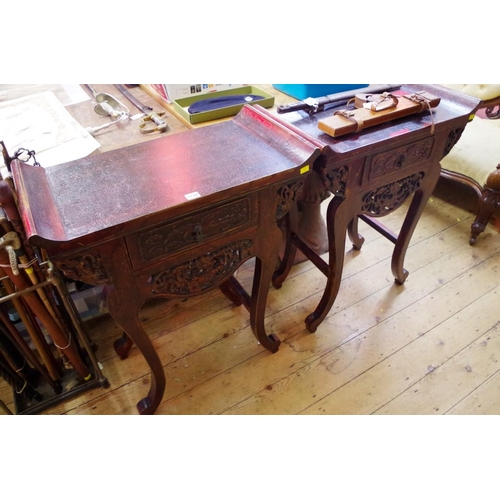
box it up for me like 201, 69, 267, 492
322, 164, 349, 197
54, 250, 109, 286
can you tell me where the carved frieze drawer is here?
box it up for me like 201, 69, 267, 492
125, 195, 257, 270
367, 136, 435, 182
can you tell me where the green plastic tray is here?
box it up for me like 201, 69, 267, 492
172, 85, 275, 124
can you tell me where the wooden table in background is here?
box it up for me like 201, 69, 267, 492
269, 84, 480, 332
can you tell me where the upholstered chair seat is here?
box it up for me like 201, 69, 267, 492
443, 84, 500, 103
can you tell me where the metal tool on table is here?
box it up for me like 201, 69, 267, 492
94, 92, 129, 119
83, 84, 133, 136
114, 84, 168, 134
85, 84, 128, 115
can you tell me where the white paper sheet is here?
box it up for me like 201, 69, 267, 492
0, 84, 90, 107
0, 90, 100, 172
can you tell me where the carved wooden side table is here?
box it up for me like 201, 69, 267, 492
12, 105, 320, 414
270, 84, 480, 332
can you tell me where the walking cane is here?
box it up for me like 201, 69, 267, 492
0, 355, 42, 402
0, 209, 65, 330
46, 262, 109, 388
0, 323, 39, 386
0, 266, 61, 382
0, 304, 61, 393
0, 248, 92, 381
0, 183, 77, 345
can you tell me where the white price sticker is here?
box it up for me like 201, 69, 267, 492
185, 191, 201, 200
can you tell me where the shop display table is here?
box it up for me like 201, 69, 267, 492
12, 105, 320, 414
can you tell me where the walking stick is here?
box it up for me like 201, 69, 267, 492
0, 266, 61, 382
0, 323, 39, 386
0, 355, 42, 402
0, 210, 65, 329
0, 304, 60, 391
0, 184, 78, 345
0, 179, 91, 376
0, 249, 92, 381
0, 181, 36, 263
46, 262, 109, 388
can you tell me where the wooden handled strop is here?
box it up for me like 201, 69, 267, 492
318, 91, 441, 138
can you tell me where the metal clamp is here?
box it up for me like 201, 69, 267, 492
139, 111, 168, 134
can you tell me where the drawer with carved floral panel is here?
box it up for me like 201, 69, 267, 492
365, 136, 436, 183
125, 195, 259, 270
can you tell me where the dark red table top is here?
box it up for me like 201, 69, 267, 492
13, 105, 320, 248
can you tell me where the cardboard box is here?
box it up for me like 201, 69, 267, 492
150, 84, 246, 103
172, 85, 275, 125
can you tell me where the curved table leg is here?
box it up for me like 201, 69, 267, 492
347, 217, 365, 250
114, 333, 134, 360
391, 162, 441, 285
107, 287, 165, 415
273, 204, 299, 289
114, 276, 248, 361
251, 226, 282, 353
251, 257, 281, 352
306, 196, 351, 333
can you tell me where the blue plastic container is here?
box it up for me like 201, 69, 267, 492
272, 84, 369, 100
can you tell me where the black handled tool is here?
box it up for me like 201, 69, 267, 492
114, 84, 168, 134
114, 84, 153, 113
276, 84, 402, 115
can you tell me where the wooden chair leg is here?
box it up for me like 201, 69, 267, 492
471, 191, 500, 245
485, 104, 500, 119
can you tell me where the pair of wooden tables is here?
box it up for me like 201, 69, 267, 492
11, 84, 479, 414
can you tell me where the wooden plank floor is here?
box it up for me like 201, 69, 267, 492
2, 177, 500, 415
